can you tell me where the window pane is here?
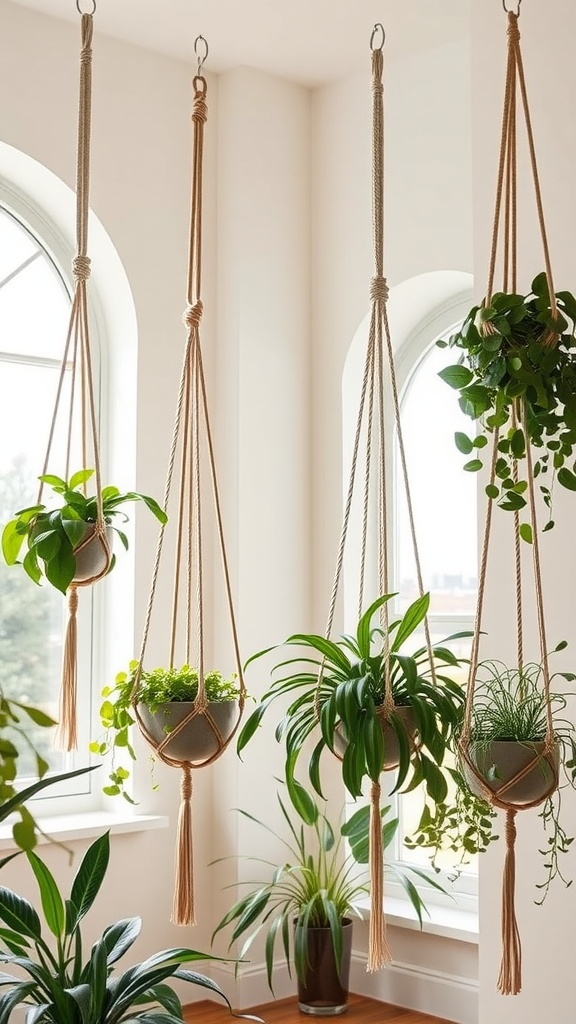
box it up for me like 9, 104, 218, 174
396, 338, 477, 616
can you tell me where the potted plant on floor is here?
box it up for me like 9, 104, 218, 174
437, 273, 576, 529
92, 661, 243, 799
1, 469, 167, 595
237, 593, 486, 861
211, 784, 444, 1015
0, 830, 258, 1023
457, 654, 576, 902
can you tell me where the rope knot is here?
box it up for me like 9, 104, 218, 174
192, 94, 208, 126
72, 255, 91, 282
183, 301, 203, 329
507, 14, 521, 44
505, 808, 517, 847
181, 764, 193, 802
67, 586, 79, 614
370, 276, 389, 304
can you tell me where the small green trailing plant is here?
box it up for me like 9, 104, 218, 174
211, 785, 446, 994
0, 830, 254, 1023
2, 469, 167, 594
238, 592, 490, 863
438, 273, 576, 532
92, 662, 241, 802
456, 652, 576, 903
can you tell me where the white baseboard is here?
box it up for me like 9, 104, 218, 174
351, 951, 478, 1024
210, 952, 478, 1024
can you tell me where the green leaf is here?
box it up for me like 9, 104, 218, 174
557, 467, 576, 491
69, 832, 110, 929
438, 364, 474, 390
454, 432, 474, 455
463, 459, 483, 472
485, 484, 499, 500
68, 468, 95, 489
0, 888, 42, 940
519, 523, 533, 544
27, 850, 65, 939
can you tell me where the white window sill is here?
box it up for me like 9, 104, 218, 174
354, 895, 479, 944
0, 811, 169, 849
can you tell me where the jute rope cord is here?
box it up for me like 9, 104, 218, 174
459, 6, 559, 996
314, 27, 437, 974
131, 56, 246, 927
38, 7, 111, 751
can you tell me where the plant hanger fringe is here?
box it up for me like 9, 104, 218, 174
458, 4, 560, 996
132, 45, 246, 928
40, 8, 111, 752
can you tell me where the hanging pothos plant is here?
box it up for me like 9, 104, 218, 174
438, 273, 576, 532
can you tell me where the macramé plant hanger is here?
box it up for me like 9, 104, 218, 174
457, 0, 561, 996
131, 38, 246, 927
314, 25, 440, 973
40, 0, 111, 751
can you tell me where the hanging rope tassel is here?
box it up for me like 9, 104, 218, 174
57, 586, 79, 752
172, 763, 195, 926
367, 780, 392, 972
497, 809, 522, 996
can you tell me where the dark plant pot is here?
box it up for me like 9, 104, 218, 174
138, 700, 238, 762
73, 525, 113, 584
333, 705, 417, 771
463, 739, 559, 807
297, 919, 353, 1017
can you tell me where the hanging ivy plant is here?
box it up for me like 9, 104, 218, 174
438, 273, 576, 531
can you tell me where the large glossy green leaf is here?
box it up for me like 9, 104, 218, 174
102, 917, 141, 965
0, 982, 36, 1024
26, 852, 65, 940
391, 593, 430, 652
69, 832, 110, 929
0, 889, 42, 940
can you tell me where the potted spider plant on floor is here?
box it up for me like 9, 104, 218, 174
212, 783, 444, 1015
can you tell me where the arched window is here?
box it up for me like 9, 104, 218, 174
0, 198, 95, 794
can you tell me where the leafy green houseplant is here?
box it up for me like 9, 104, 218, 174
2, 469, 167, 595
237, 593, 487, 862
438, 273, 576, 529
211, 786, 443, 1013
92, 663, 242, 800
457, 655, 576, 903
0, 830, 253, 1023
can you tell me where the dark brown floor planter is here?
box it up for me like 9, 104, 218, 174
463, 739, 559, 807
138, 700, 238, 762
297, 918, 353, 1017
333, 706, 417, 771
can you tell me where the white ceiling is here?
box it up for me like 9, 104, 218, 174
9, 0, 471, 87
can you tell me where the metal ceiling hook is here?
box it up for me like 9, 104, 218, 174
194, 35, 209, 76
76, 0, 96, 13
502, 0, 522, 16
370, 23, 385, 51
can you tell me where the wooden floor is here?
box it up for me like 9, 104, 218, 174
185, 995, 452, 1024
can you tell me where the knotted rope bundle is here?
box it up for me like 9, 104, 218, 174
459, 5, 560, 995
132, 59, 245, 928
37, 7, 111, 751
314, 27, 437, 974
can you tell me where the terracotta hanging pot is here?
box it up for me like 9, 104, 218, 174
73, 524, 113, 584
138, 700, 239, 762
296, 918, 353, 1017
463, 739, 559, 807
333, 705, 417, 771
